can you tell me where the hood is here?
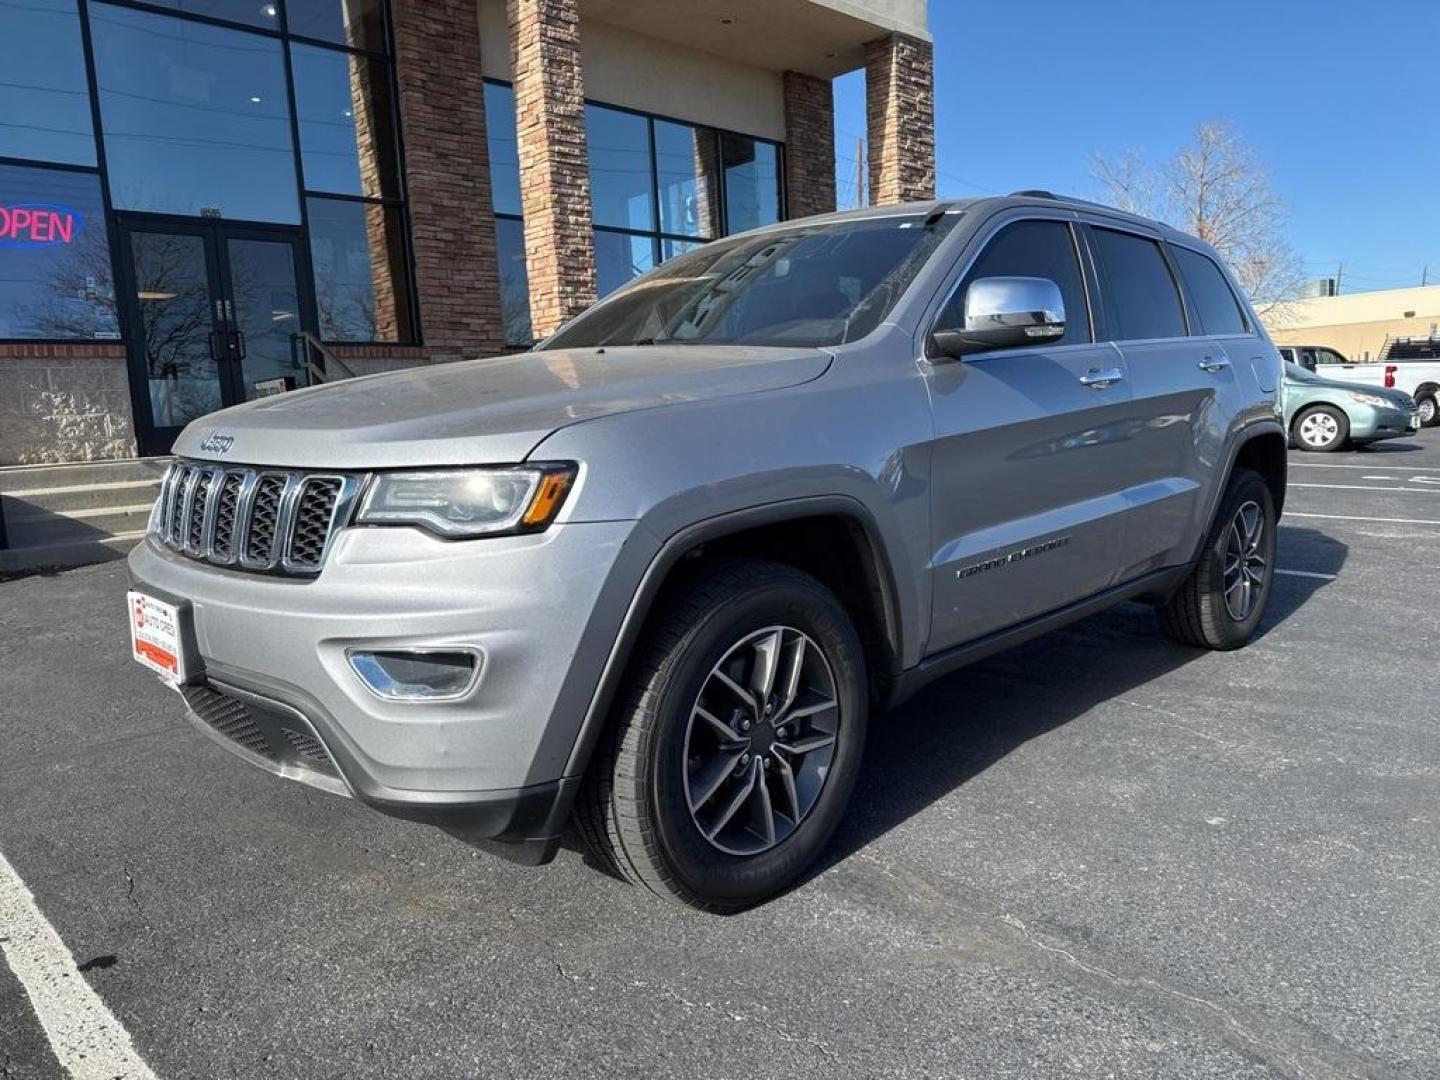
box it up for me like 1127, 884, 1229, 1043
172, 345, 832, 469
1284, 367, 1412, 406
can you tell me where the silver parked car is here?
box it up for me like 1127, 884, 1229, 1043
128, 194, 1287, 910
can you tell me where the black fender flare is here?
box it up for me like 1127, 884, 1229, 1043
559, 495, 906, 784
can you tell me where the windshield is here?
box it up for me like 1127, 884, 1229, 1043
1285, 362, 1326, 383
544, 213, 960, 351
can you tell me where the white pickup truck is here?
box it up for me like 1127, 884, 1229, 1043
1278, 344, 1440, 427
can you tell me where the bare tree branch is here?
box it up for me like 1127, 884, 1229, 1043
1090, 120, 1305, 314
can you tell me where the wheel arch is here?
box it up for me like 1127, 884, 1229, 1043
560, 497, 906, 783
1183, 422, 1287, 569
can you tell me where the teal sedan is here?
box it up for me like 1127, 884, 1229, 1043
1283, 363, 1421, 452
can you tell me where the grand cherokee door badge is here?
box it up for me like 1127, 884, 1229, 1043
956, 536, 1070, 579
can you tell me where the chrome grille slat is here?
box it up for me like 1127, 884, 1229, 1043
155, 459, 360, 577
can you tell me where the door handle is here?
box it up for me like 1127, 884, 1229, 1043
1079, 367, 1125, 388
1198, 357, 1231, 374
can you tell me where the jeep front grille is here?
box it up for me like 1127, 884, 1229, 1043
155, 460, 362, 575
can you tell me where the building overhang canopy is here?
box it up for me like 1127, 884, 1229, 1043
582, 0, 930, 79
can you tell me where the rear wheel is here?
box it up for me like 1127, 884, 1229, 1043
576, 559, 867, 912
1293, 405, 1349, 452
1158, 468, 1276, 650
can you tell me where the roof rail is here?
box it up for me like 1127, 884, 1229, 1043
1009, 189, 1058, 199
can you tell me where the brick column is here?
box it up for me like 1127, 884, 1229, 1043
507, 0, 597, 338
391, 0, 505, 358
782, 71, 836, 219
346, 52, 398, 341
864, 33, 935, 205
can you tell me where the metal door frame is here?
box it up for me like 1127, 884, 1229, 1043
116, 212, 315, 455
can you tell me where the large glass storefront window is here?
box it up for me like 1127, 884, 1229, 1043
90, 3, 300, 222
0, 165, 119, 339
305, 196, 412, 343
137, 0, 281, 31
292, 43, 400, 200
484, 82, 783, 345
0, 0, 96, 167
286, 0, 386, 51
721, 135, 781, 234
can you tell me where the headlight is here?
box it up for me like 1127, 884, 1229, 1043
356, 465, 576, 538
1349, 392, 1390, 407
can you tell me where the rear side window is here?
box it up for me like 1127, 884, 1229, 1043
1089, 227, 1187, 341
944, 219, 1091, 346
1172, 246, 1248, 335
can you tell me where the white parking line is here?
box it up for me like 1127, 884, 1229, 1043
1286, 511, 1440, 526
1290, 462, 1440, 472
0, 852, 157, 1080
1290, 483, 1440, 494
1275, 569, 1338, 581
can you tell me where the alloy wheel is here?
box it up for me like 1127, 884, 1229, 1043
1298, 412, 1340, 448
683, 626, 841, 856
1222, 500, 1267, 622
1420, 397, 1437, 426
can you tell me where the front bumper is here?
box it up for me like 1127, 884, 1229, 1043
127, 518, 640, 844
1352, 404, 1420, 440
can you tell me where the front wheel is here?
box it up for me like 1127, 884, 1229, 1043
576, 559, 868, 912
1158, 468, 1277, 650
1293, 405, 1349, 451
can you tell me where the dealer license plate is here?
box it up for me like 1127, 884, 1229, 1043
127, 591, 186, 683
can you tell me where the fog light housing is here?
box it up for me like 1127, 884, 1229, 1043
347, 649, 481, 701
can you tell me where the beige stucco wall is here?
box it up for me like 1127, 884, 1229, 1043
478, 0, 785, 140
1264, 285, 1440, 361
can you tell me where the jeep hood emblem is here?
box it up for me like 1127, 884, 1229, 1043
199, 433, 235, 454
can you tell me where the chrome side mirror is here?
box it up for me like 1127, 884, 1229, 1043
932, 276, 1066, 358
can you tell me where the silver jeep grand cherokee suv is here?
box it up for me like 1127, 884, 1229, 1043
128, 193, 1287, 911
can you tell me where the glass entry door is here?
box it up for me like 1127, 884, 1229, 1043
119, 219, 313, 455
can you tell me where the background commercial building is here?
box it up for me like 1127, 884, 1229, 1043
0, 0, 934, 471
1265, 285, 1440, 361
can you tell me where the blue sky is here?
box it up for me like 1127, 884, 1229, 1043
834, 0, 1440, 292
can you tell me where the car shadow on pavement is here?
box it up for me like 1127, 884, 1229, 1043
810, 524, 1347, 883
1349, 440, 1426, 454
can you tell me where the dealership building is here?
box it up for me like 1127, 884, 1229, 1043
0, 0, 934, 475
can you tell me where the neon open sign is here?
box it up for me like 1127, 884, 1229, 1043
0, 203, 83, 249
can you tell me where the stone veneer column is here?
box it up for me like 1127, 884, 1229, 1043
781, 71, 837, 219
390, 0, 505, 358
507, 0, 597, 338
864, 33, 936, 205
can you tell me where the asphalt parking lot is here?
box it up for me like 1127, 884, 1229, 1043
3, 433, 1439, 1080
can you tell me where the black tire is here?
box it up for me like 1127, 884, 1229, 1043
1291, 405, 1349, 452
1418, 394, 1439, 428
575, 558, 868, 912
1158, 468, 1277, 651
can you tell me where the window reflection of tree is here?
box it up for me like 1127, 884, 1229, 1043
17, 229, 120, 340
131, 234, 219, 426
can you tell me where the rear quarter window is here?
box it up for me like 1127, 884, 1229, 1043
1171, 245, 1248, 336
